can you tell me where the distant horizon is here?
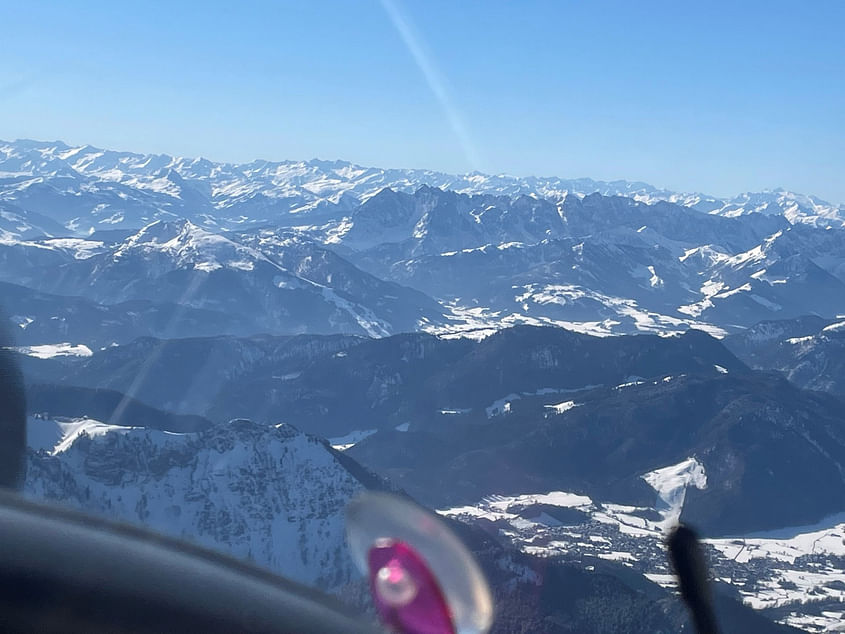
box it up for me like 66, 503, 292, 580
5, 136, 842, 206
3, 1, 842, 204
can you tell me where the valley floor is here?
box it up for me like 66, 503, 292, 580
440, 491, 845, 632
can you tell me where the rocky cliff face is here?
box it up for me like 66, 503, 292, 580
24, 418, 372, 590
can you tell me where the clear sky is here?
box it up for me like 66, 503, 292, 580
2, 0, 843, 202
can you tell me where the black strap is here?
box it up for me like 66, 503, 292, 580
667, 524, 720, 634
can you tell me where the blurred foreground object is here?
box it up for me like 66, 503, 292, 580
668, 524, 720, 634
347, 491, 494, 634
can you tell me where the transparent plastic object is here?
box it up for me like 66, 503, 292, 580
346, 492, 494, 634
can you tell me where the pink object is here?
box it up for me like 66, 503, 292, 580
347, 492, 494, 634
367, 539, 455, 634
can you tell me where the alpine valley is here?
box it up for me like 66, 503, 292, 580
4, 139, 845, 632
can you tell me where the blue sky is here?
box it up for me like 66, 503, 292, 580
2, 0, 843, 202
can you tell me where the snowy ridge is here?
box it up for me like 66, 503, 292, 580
328, 428, 378, 451
26, 416, 141, 454
641, 457, 707, 527
1, 139, 842, 235
24, 418, 371, 590
11, 342, 93, 359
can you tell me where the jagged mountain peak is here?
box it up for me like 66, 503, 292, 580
24, 417, 377, 590
2, 138, 841, 232
113, 219, 265, 271
1, 138, 844, 339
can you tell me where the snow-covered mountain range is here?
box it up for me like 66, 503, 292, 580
2, 139, 842, 232
726, 315, 845, 402
4, 138, 844, 631
331, 187, 845, 336
0, 219, 446, 339
2, 138, 845, 341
